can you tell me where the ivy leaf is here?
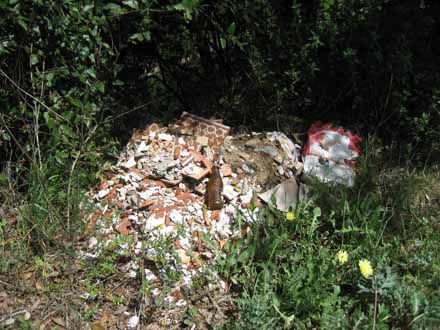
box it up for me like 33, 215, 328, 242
1, 131, 11, 142
43, 112, 56, 130
228, 22, 236, 34
122, 0, 138, 10
104, 3, 123, 15
60, 124, 76, 139
31, 54, 39, 65
220, 37, 226, 49
95, 81, 105, 93
85, 67, 96, 79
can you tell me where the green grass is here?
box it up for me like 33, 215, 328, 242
218, 151, 440, 329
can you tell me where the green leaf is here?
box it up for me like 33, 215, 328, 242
122, 0, 138, 10
313, 207, 321, 220
45, 72, 55, 87
95, 81, 105, 93
43, 112, 55, 130
105, 3, 123, 15
17, 17, 28, 31
83, 4, 94, 12
228, 22, 236, 34
31, 54, 38, 65
85, 68, 96, 79
220, 37, 226, 49
173, 3, 185, 11
1, 131, 11, 142
60, 125, 76, 139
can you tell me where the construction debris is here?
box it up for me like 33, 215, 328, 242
81, 114, 358, 326
303, 123, 361, 187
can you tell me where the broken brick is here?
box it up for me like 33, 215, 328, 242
116, 218, 132, 235
139, 199, 155, 210
220, 164, 232, 177
211, 210, 221, 221
201, 158, 213, 170
176, 192, 197, 201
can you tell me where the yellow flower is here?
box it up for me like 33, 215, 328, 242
286, 211, 296, 221
358, 259, 374, 279
336, 250, 349, 264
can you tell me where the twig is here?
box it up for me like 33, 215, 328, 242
105, 96, 168, 123
0, 310, 27, 323
0, 67, 67, 122
0, 279, 16, 289
375, 73, 394, 131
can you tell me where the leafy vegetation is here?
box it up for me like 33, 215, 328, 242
1, 0, 440, 328
218, 158, 440, 329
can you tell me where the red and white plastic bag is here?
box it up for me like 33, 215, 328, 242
303, 123, 361, 187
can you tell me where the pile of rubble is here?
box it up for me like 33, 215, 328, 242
81, 112, 363, 328
81, 112, 306, 326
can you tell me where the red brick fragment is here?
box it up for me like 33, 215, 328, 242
116, 218, 132, 235
143, 178, 166, 188
220, 164, 232, 177
176, 192, 197, 200
139, 199, 155, 210
165, 215, 172, 226
219, 239, 227, 249
211, 210, 221, 221
203, 207, 211, 227
182, 168, 210, 181
189, 150, 204, 162
241, 224, 250, 238
103, 187, 118, 201
201, 158, 212, 170
85, 210, 101, 233
161, 179, 181, 187
144, 123, 160, 136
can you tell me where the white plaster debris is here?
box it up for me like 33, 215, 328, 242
137, 140, 149, 153
223, 184, 240, 201
4, 318, 15, 326
138, 191, 152, 200
128, 214, 139, 223
240, 190, 253, 205
124, 156, 136, 168
79, 292, 91, 300
144, 215, 165, 232
23, 311, 31, 321
145, 269, 158, 281
158, 133, 173, 141
97, 189, 110, 199
151, 288, 161, 296
127, 315, 139, 329
169, 209, 184, 224
88, 236, 98, 249
135, 241, 142, 254
127, 270, 137, 278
